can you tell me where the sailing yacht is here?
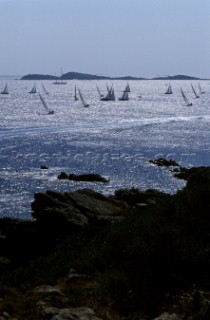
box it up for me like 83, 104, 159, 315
125, 83, 131, 92
119, 90, 129, 101
42, 84, 49, 94
74, 85, 79, 101
53, 69, 67, 85
96, 85, 104, 98
38, 93, 54, 114
78, 89, 89, 107
100, 84, 115, 101
1, 83, 9, 94
191, 84, 199, 98
29, 84, 37, 94
180, 89, 192, 106
118, 84, 129, 101
198, 83, 205, 94
164, 84, 172, 94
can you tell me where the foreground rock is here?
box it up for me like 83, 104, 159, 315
114, 187, 169, 206
31, 189, 128, 231
172, 166, 210, 183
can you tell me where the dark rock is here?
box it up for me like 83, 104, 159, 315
149, 158, 180, 167
58, 172, 109, 183
173, 166, 209, 183
186, 167, 210, 188
69, 173, 109, 183
114, 187, 169, 206
40, 165, 48, 170
31, 189, 128, 232
58, 172, 69, 179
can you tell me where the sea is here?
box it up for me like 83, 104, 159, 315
0, 78, 210, 219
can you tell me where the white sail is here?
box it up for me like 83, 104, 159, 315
101, 84, 115, 101
42, 84, 49, 94
78, 89, 89, 107
191, 84, 199, 98
1, 83, 9, 94
125, 83, 131, 92
198, 83, 205, 94
96, 85, 104, 98
74, 85, 79, 101
38, 93, 54, 114
29, 84, 37, 94
180, 89, 192, 106
118, 84, 129, 101
164, 84, 172, 94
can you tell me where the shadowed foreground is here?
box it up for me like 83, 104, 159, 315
0, 165, 210, 319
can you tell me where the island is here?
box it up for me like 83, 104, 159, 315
20, 72, 205, 81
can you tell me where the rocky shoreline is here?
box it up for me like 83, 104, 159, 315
1, 161, 210, 319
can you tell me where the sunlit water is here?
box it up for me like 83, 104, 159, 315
0, 79, 210, 219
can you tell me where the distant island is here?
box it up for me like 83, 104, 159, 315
20, 72, 204, 81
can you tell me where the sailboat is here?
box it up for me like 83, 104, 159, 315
78, 89, 89, 107
191, 84, 199, 98
29, 84, 37, 94
118, 85, 129, 101
74, 85, 79, 101
119, 90, 129, 101
96, 85, 104, 98
124, 83, 131, 92
53, 68, 67, 85
180, 89, 192, 106
164, 84, 172, 94
1, 83, 9, 94
100, 84, 115, 101
38, 93, 54, 114
42, 84, 49, 94
198, 83, 205, 94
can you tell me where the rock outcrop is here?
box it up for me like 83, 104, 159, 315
58, 172, 109, 183
31, 189, 128, 231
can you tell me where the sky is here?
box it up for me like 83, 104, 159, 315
0, 0, 210, 78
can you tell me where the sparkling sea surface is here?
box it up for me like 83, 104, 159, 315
0, 79, 210, 219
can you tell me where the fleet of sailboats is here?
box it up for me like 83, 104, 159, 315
0, 81, 207, 112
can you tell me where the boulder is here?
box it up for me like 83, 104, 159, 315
114, 187, 169, 206
31, 189, 128, 231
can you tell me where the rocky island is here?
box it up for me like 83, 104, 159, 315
20, 72, 205, 81
0, 163, 210, 319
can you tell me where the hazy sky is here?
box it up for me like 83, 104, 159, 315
0, 0, 210, 78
